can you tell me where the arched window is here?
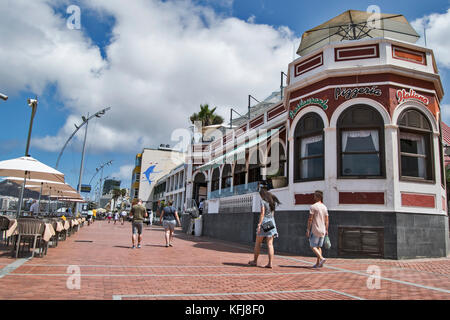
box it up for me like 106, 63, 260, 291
397, 109, 433, 181
337, 105, 384, 178
294, 112, 324, 181
211, 167, 220, 191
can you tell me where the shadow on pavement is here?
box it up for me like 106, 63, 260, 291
222, 262, 254, 268
278, 265, 314, 269
192, 242, 250, 254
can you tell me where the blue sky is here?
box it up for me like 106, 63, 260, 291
1, 0, 449, 198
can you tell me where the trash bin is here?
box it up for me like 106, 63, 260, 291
194, 216, 202, 237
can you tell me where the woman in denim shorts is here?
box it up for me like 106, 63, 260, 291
159, 200, 181, 247
248, 182, 281, 269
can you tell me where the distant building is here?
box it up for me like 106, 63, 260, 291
103, 179, 121, 195
152, 163, 186, 212
130, 145, 185, 210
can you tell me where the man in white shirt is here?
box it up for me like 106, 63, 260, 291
30, 200, 39, 216
306, 190, 329, 268
198, 199, 204, 215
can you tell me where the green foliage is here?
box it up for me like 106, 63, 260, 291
190, 104, 224, 126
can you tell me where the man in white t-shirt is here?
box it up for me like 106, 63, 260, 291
306, 190, 329, 268
30, 200, 39, 216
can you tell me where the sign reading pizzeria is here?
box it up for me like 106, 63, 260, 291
396, 88, 429, 106
289, 98, 329, 119
334, 86, 382, 100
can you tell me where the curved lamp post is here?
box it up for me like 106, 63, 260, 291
55, 107, 111, 169
55, 107, 111, 214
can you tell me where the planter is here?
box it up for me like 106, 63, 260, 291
271, 176, 287, 189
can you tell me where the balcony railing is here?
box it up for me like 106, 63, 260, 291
208, 182, 259, 200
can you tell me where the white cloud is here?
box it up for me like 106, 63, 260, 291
412, 8, 450, 68
111, 164, 134, 185
2, 0, 299, 154
441, 104, 450, 124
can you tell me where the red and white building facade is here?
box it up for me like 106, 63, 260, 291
184, 34, 448, 259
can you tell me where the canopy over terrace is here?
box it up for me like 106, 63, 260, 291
0, 157, 65, 183
0, 156, 66, 216
197, 128, 280, 172
297, 10, 420, 56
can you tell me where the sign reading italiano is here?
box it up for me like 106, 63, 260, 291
396, 88, 429, 106
289, 98, 329, 119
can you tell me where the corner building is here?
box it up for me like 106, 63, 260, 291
193, 11, 449, 259
284, 35, 449, 259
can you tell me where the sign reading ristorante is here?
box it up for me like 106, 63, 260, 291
289, 97, 329, 119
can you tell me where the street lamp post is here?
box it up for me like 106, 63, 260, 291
55, 107, 111, 169
75, 113, 89, 214
88, 160, 113, 206
53, 107, 110, 214
17, 97, 38, 217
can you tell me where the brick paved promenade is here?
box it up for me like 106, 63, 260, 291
0, 220, 449, 300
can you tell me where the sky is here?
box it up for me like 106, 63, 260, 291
1, 0, 450, 197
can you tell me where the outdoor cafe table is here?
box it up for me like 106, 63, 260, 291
7, 220, 55, 242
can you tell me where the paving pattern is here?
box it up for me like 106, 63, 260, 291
0, 220, 449, 300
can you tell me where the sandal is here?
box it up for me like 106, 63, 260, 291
248, 260, 257, 266
264, 265, 273, 269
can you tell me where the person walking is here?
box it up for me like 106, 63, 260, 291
120, 210, 127, 225
159, 200, 181, 247
248, 182, 281, 269
113, 211, 119, 225
130, 199, 147, 249
306, 190, 329, 268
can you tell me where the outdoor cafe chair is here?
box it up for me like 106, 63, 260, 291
13, 219, 45, 259
0, 216, 11, 245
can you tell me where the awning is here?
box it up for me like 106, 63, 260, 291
198, 128, 280, 172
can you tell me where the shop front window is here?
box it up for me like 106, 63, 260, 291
337, 105, 384, 178
221, 164, 232, 189
211, 167, 220, 191
398, 109, 433, 181
233, 164, 246, 186
294, 112, 324, 181
341, 130, 380, 176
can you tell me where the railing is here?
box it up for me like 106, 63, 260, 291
208, 182, 259, 200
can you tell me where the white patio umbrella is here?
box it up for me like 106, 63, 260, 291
0, 156, 65, 216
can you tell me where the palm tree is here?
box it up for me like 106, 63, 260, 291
112, 188, 122, 212
190, 104, 224, 127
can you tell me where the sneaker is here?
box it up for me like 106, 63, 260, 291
131, 245, 136, 249
312, 264, 319, 269
169, 243, 173, 247
318, 258, 326, 268
137, 244, 141, 249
